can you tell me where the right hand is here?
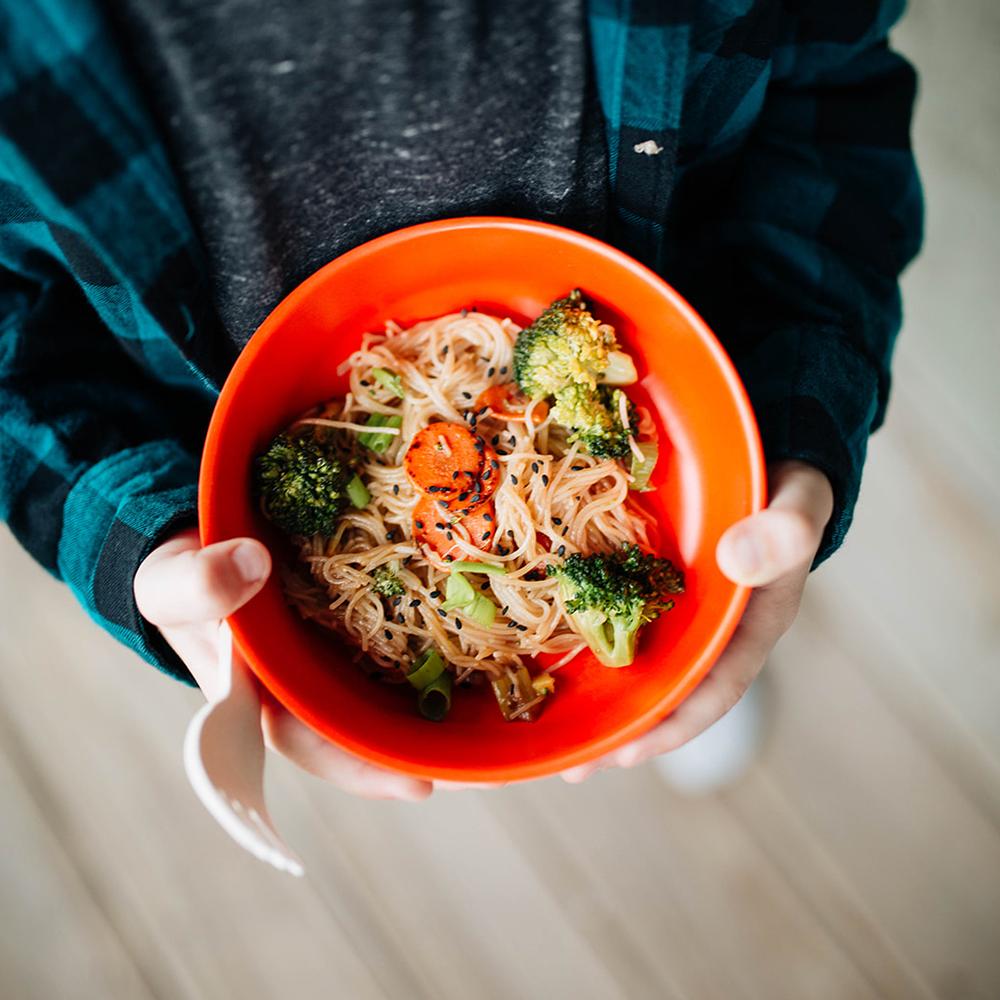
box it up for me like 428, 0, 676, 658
134, 528, 433, 801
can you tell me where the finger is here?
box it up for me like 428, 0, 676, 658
716, 462, 833, 587
135, 533, 271, 627
261, 700, 433, 802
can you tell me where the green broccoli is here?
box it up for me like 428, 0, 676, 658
548, 543, 684, 668
513, 289, 637, 400
255, 431, 370, 537
371, 564, 405, 598
551, 384, 636, 460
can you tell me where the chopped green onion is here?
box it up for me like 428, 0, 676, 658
449, 561, 508, 575
466, 593, 496, 628
418, 671, 453, 721
406, 648, 445, 689
629, 441, 658, 492
371, 367, 405, 398
358, 412, 403, 454
346, 473, 370, 508
440, 572, 476, 611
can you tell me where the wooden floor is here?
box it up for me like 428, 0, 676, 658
2, 4, 999, 998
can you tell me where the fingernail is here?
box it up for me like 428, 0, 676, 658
232, 541, 269, 584
731, 530, 762, 578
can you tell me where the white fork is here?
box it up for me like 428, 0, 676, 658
182, 622, 304, 876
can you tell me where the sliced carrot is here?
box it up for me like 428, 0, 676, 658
404, 421, 482, 495
435, 440, 501, 515
413, 495, 497, 561
475, 384, 549, 425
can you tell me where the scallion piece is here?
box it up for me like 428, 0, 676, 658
406, 648, 445, 689
629, 441, 658, 492
371, 367, 405, 398
418, 671, 453, 721
346, 473, 370, 508
358, 412, 403, 454
440, 572, 476, 610
449, 561, 507, 575
466, 593, 497, 628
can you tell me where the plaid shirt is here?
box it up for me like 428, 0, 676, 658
0, 0, 922, 682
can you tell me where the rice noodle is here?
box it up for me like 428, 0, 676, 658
284, 310, 658, 687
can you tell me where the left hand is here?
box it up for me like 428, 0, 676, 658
561, 460, 834, 782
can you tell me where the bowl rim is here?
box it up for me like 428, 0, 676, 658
200, 215, 767, 781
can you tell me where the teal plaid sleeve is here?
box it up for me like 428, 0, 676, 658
0, 0, 222, 681
590, 0, 924, 564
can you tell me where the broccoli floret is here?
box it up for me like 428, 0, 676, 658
255, 431, 369, 537
551, 384, 636, 460
371, 565, 405, 598
513, 289, 636, 400
548, 543, 684, 668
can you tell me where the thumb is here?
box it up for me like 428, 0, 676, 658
716, 462, 833, 588
135, 532, 271, 627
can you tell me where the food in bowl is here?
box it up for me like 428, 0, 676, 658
254, 291, 684, 723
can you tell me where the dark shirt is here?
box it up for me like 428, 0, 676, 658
110, 0, 611, 348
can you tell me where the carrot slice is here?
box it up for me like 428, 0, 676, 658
413, 495, 497, 561
404, 421, 482, 495
434, 441, 501, 515
475, 384, 549, 425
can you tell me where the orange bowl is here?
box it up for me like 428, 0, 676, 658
200, 217, 765, 782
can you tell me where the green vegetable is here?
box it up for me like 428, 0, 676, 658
513, 289, 637, 401
371, 367, 405, 398
418, 671, 453, 721
440, 572, 477, 611
629, 441, 658, 492
358, 412, 402, 454
547, 543, 684, 668
346, 473, 371, 508
466, 593, 496, 628
406, 648, 445, 689
371, 563, 405, 598
255, 431, 367, 536
449, 561, 508, 575
491, 666, 544, 722
551, 384, 636, 460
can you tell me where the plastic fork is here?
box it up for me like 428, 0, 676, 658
183, 622, 304, 876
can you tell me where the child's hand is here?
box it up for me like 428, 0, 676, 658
561, 460, 834, 782
134, 529, 432, 801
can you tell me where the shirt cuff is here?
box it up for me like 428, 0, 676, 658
57, 440, 200, 683
731, 324, 883, 567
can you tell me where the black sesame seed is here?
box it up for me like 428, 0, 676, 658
516, 624, 528, 631
445, 554, 454, 562
392, 596, 401, 606
439, 500, 449, 508
430, 589, 441, 599
501, 605, 509, 615
409, 599, 421, 608
507, 621, 516, 629
397, 614, 406, 624
438, 608, 448, 617
471, 494, 481, 504
482, 468, 492, 480
497, 545, 508, 556
455, 618, 463, 630
383, 629, 393, 640
487, 367, 495, 377
552, 516, 562, 525
507, 529, 515, 538
415, 520, 424, 529
474, 438, 485, 451
481, 530, 491, 540
491, 459, 499, 469
531, 462, 539, 473
509, 436, 517, 446
442, 344, 449, 355
435, 522, 446, 530
572, 464, 584, 471
477, 406, 488, 417
462, 391, 472, 399
480, 580, 490, 590
562, 526, 568, 536
557, 545, 566, 557
496, 450, 508, 457
446, 532, 454, 540
499, 366, 508, 375
510, 475, 518, 485
483, 513, 493, 522
542, 474, 549, 486
393, 484, 399, 495
360, 379, 370, 387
